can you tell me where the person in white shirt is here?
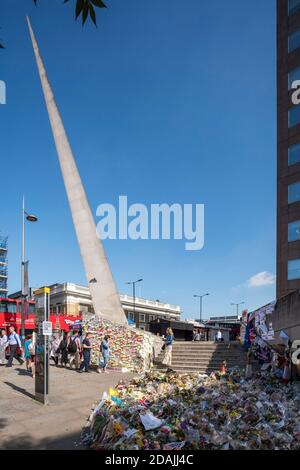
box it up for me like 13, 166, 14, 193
6, 326, 24, 367
0, 329, 8, 364
216, 329, 223, 342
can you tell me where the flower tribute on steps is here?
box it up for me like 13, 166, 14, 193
82, 316, 163, 372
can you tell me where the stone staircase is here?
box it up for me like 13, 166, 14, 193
154, 341, 248, 374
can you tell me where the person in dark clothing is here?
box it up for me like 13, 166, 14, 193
59, 332, 70, 368
79, 333, 92, 373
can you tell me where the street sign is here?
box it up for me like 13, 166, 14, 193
42, 321, 52, 336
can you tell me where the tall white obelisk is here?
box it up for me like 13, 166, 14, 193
27, 17, 126, 324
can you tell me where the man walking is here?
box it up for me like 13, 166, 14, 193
6, 326, 24, 367
79, 333, 92, 373
69, 331, 81, 369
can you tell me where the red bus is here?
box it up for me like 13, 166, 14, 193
0, 297, 82, 335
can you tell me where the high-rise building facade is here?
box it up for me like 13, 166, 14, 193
0, 236, 8, 296
277, 0, 300, 298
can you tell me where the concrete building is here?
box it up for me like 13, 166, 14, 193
277, 0, 300, 299
44, 282, 181, 331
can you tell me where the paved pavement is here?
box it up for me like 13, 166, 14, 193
0, 362, 134, 450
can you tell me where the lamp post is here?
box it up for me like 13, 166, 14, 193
231, 301, 245, 317
193, 293, 210, 323
21, 196, 38, 343
126, 278, 143, 320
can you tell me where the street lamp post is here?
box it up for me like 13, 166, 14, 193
126, 278, 143, 320
21, 196, 38, 343
193, 293, 210, 323
231, 301, 245, 317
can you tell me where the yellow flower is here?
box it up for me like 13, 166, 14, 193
113, 423, 123, 435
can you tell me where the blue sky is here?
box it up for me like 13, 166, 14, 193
0, 0, 276, 319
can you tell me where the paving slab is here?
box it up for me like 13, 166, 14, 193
0, 362, 134, 450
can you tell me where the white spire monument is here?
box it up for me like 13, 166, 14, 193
27, 17, 126, 324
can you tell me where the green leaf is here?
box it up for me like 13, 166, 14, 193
82, 2, 89, 25
89, 4, 97, 26
91, 0, 107, 8
76, 0, 84, 19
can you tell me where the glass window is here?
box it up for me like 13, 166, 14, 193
289, 142, 300, 165
288, 259, 300, 279
139, 313, 145, 322
127, 312, 134, 321
7, 302, 17, 314
289, 66, 300, 89
288, 220, 300, 241
289, 181, 300, 203
289, 106, 300, 127
289, 0, 300, 16
289, 29, 300, 53
28, 303, 35, 314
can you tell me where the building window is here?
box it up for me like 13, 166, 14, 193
289, 29, 300, 53
149, 315, 155, 322
289, 66, 300, 89
289, 0, 300, 16
289, 142, 300, 165
139, 313, 145, 322
127, 312, 134, 321
288, 181, 300, 203
289, 105, 300, 127
288, 259, 300, 279
288, 220, 300, 242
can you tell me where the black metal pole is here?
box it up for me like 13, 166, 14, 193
200, 296, 203, 323
133, 282, 136, 317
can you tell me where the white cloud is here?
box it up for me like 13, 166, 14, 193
247, 271, 276, 288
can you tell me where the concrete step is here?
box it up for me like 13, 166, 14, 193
173, 343, 241, 351
157, 355, 247, 362
172, 351, 247, 359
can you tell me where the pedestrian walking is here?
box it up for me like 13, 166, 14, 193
0, 329, 8, 365
24, 334, 33, 373
59, 332, 70, 368
50, 333, 61, 366
216, 329, 222, 342
68, 331, 81, 369
162, 328, 174, 367
97, 335, 110, 373
6, 326, 24, 367
79, 333, 92, 373
24, 334, 36, 378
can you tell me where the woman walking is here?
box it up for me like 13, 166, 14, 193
97, 335, 110, 373
162, 328, 174, 367
50, 334, 61, 366
24, 335, 33, 374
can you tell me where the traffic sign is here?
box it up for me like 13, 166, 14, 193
42, 321, 52, 336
